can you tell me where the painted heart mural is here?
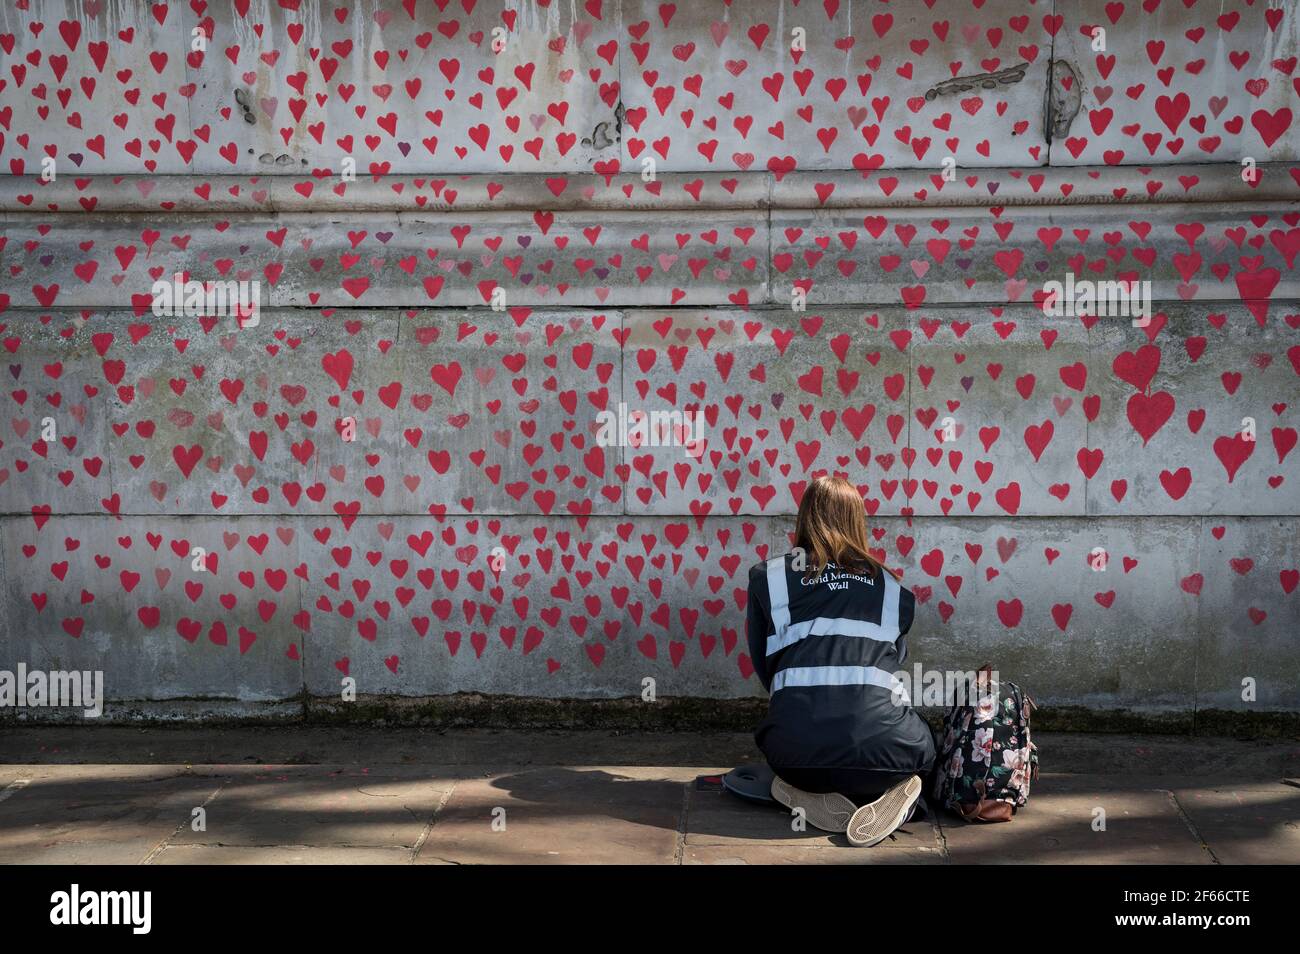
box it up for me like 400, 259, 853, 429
2, 0, 1294, 175
0, 0, 1296, 716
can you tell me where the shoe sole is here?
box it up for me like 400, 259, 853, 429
770, 777, 857, 833
847, 775, 923, 847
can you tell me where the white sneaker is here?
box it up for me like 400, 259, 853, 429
846, 775, 923, 847
770, 776, 857, 833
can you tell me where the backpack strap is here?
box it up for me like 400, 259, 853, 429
958, 779, 1014, 823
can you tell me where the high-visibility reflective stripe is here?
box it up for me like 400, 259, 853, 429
766, 613, 899, 655
766, 557, 790, 635
771, 665, 910, 703
881, 572, 900, 635
766, 573, 901, 656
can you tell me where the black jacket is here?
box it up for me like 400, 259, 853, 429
746, 553, 935, 779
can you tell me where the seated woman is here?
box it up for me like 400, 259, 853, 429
746, 476, 935, 846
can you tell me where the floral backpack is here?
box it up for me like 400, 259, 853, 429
931, 667, 1039, 822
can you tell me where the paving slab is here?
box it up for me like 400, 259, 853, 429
1, 734, 1296, 864
1172, 782, 1300, 865
683, 775, 830, 848
415, 766, 687, 865
151, 845, 414, 865
0, 765, 217, 864
937, 775, 1212, 865
167, 766, 456, 850
683, 843, 945, 865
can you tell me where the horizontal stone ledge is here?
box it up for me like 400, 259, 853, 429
776, 165, 1300, 209
2, 163, 1297, 214
6, 299, 1300, 317
20, 701, 1300, 735
5, 510, 1299, 521
10, 699, 1300, 734
6, 200, 1298, 310
0, 173, 771, 215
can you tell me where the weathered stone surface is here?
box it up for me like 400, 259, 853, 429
936, 775, 1214, 864
414, 767, 684, 864
617, 0, 1054, 172
0, 0, 1297, 723
152, 844, 414, 864
769, 165, 1299, 209
1, 304, 1295, 710
5, 1, 1295, 178
1172, 782, 1300, 864
2, 312, 625, 518
683, 842, 942, 864
905, 312, 1089, 517
682, 773, 942, 863
298, 516, 765, 701
1193, 517, 1300, 712
861, 516, 1206, 713
10, 199, 1297, 311
179, 0, 620, 177
4, 744, 1288, 865
168, 766, 454, 849
4, 510, 1293, 711
1053, 1, 1299, 166
0, 1, 191, 176
0, 211, 769, 309
0, 765, 218, 864
0, 515, 305, 705
3, 165, 1294, 216
1088, 308, 1299, 517
0, 320, 114, 517
770, 202, 1300, 308
621, 308, 913, 517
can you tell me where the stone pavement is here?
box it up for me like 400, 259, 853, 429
0, 728, 1296, 865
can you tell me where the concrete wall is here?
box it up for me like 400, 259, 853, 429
3, 0, 1296, 174
0, 0, 1297, 723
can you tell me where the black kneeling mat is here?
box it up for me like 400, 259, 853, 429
722, 763, 776, 804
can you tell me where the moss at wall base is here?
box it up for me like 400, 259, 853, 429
7, 693, 1296, 739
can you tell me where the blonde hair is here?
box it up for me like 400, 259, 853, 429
794, 476, 898, 580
